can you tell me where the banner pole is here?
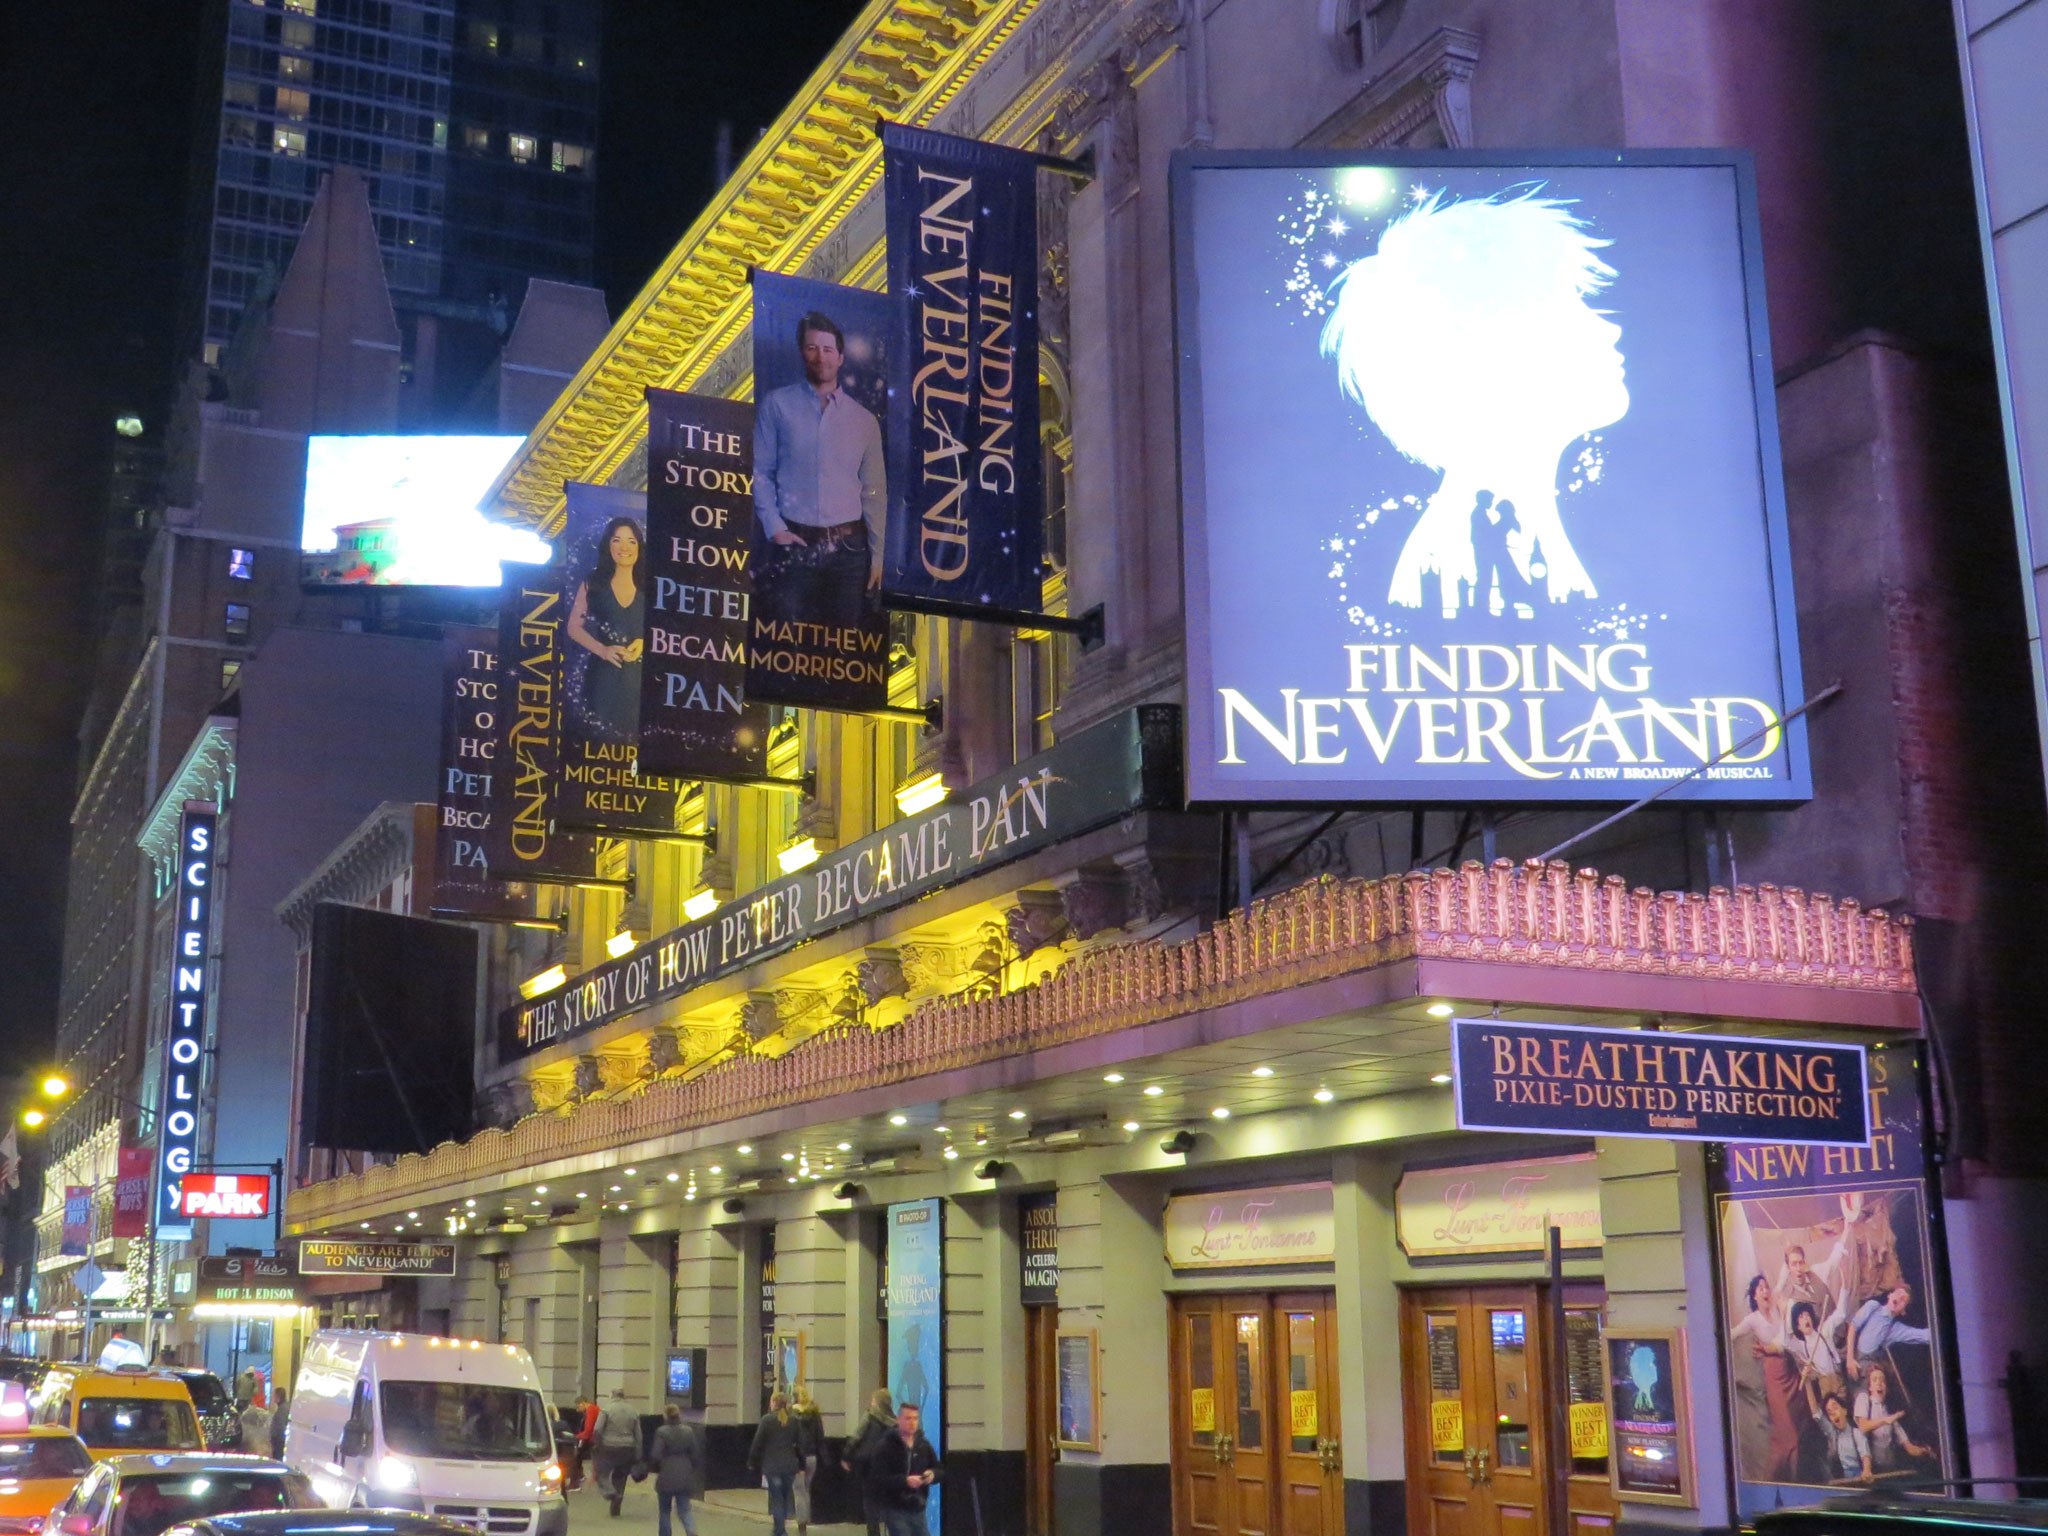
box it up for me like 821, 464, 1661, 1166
881, 595, 1106, 651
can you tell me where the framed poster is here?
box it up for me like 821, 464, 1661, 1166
774, 1330, 806, 1398
1606, 1327, 1695, 1505
1056, 1328, 1100, 1451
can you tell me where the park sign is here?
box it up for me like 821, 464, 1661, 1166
1451, 1018, 1869, 1146
500, 706, 1179, 1061
1172, 150, 1809, 805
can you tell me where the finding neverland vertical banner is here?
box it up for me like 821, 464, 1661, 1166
1708, 1044, 1953, 1517
553, 481, 687, 834
433, 625, 537, 921
749, 270, 892, 712
641, 388, 770, 782
887, 1197, 944, 1536
881, 122, 1043, 614
487, 569, 608, 886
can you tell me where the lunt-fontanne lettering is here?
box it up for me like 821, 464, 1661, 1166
1217, 642, 1785, 781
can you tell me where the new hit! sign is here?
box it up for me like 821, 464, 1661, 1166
1451, 1018, 1869, 1146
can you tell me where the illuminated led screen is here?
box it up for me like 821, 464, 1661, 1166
301, 435, 551, 586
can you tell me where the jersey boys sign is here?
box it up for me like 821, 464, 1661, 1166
157, 805, 217, 1242
1172, 151, 1809, 803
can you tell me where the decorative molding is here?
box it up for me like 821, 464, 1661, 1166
1306, 26, 1480, 150
1006, 890, 1071, 955
277, 802, 419, 937
290, 862, 1919, 1228
1057, 864, 1132, 940
740, 992, 782, 1043
857, 949, 909, 1005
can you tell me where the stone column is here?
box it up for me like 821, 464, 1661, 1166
774, 1214, 848, 1422
675, 1223, 743, 1426
500, 1233, 586, 1405
1334, 1151, 1406, 1516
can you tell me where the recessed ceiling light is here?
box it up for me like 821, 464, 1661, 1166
888, 1114, 908, 1127
836, 1142, 852, 1152
708, 1166, 722, 1176
1008, 1109, 1027, 1121
933, 1125, 950, 1134
1211, 1106, 1231, 1119
943, 1147, 959, 1161
1251, 1066, 1274, 1078
1122, 1120, 1140, 1132
1103, 1072, 1124, 1084
609, 1184, 622, 1193
1143, 1085, 1165, 1098
737, 1145, 754, 1155
407, 1210, 420, 1218
624, 1167, 638, 1176
1430, 1072, 1454, 1085
665, 1172, 680, 1182
1313, 1087, 1335, 1104
1426, 1002, 1455, 1018
576, 1192, 588, 1199
464, 1199, 476, 1208
360, 1222, 372, 1229
529, 1200, 540, 1207
781, 1152, 795, 1162
534, 1186, 547, 1195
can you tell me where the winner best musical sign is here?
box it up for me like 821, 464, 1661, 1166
500, 707, 1177, 1061
1174, 150, 1809, 805
1452, 1019, 1869, 1146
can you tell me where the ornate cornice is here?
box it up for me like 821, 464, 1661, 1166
138, 717, 236, 870
485, 0, 1047, 536
276, 801, 419, 937
287, 861, 1917, 1227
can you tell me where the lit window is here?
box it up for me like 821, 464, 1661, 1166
463, 125, 490, 154
274, 128, 306, 156
224, 603, 252, 644
433, 119, 447, 149
284, 0, 315, 11
228, 549, 255, 581
278, 53, 310, 79
276, 87, 310, 120
508, 133, 536, 164
220, 660, 243, 691
282, 16, 314, 47
472, 21, 498, 50
551, 141, 588, 174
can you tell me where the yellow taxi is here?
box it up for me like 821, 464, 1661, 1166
29, 1370, 201, 1462
0, 1427, 92, 1534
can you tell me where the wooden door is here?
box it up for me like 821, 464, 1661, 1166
1025, 1305, 1058, 1536
1274, 1294, 1343, 1536
1171, 1294, 1342, 1536
1401, 1287, 1618, 1536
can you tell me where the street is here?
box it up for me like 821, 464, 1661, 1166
565, 1477, 864, 1536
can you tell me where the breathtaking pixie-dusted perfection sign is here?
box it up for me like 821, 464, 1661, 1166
1172, 151, 1809, 803
1453, 1019, 1869, 1146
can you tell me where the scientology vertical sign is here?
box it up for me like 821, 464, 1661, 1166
881, 122, 1043, 613
156, 805, 217, 1243
1172, 150, 1810, 804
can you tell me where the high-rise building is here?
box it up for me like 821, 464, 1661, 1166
184, 0, 598, 368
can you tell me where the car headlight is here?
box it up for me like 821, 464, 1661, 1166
374, 1457, 416, 1492
541, 1463, 563, 1484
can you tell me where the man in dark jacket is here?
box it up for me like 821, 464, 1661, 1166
864, 1402, 941, 1536
749, 1393, 804, 1536
841, 1391, 895, 1536
650, 1404, 704, 1536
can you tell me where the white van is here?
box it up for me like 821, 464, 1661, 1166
286, 1331, 567, 1536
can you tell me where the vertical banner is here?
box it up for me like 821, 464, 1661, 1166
111, 1147, 151, 1240
1709, 1045, 1951, 1516
749, 271, 892, 712
156, 805, 216, 1244
882, 122, 1044, 612
887, 1198, 944, 1536
61, 1187, 91, 1257
556, 483, 689, 833
488, 573, 612, 884
434, 626, 540, 920
642, 389, 771, 782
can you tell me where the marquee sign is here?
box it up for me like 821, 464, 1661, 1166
1451, 1018, 1869, 1145
296, 1239, 457, 1277
499, 706, 1179, 1061
1172, 150, 1809, 805
178, 1173, 271, 1221
156, 806, 217, 1243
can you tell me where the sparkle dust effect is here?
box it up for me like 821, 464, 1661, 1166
1268, 170, 1619, 639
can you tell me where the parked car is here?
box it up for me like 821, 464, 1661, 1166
153, 1510, 477, 1536
0, 1429, 93, 1534
30, 1370, 203, 1462
40, 1455, 318, 1536
159, 1377, 236, 1455
1754, 1488, 2048, 1536
284, 1332, 565, 1535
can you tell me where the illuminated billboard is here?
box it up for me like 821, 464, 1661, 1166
1172, 151, 1809, 804
300, 435, 551, 586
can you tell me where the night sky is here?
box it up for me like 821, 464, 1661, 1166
0, 0, 863, 1075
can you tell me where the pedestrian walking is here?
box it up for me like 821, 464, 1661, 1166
840, 1391, 895, 1536
649, 1403, 704, 1536
592, 1387, 643, 1517
576, 1396, 600, 1487
268, 1391, 290, 1459
748, 1391, 803, 1536
790, 1386, 824, 1536
864, 1401, 941, 1536
237, 1396, 274, 1457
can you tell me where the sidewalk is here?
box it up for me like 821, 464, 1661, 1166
566, 1476, 865, 1535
